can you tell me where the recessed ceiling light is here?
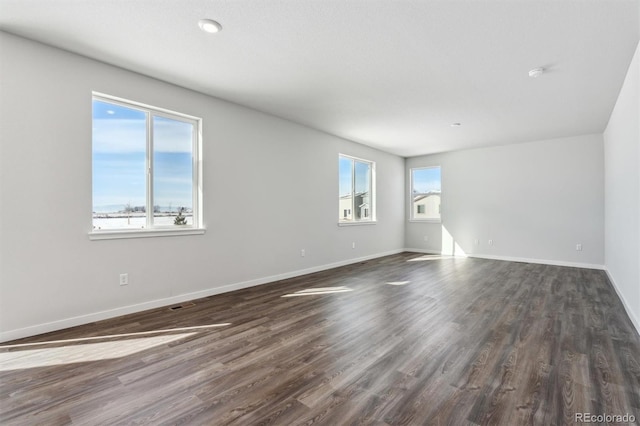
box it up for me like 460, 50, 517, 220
450, 122, 461, 127
528, 67, 545, 78
198, 19, 222, 34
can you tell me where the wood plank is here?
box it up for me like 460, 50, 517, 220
1, 253, 639, 425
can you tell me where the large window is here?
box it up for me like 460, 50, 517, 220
339, 154, 375, 223
410, 166, 441, 221
91, 93, 202, 236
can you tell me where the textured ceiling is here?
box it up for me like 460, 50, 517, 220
1, 0, 639, 157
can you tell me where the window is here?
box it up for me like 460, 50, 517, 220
410, 166, 441, 221
91, 93, 202, 237
339, 154, 375, 223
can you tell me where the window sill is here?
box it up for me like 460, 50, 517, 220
408, 219, 441, 223
89, 227, 206, 240
338, 221, 377, 227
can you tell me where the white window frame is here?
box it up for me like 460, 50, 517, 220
338, 154, 376, 226
409, 166, 441, 223
89, 92, 204, 240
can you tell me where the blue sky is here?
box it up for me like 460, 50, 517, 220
93, 100, 193, 211
339, 157, 371, 196
412, 167, 441, 193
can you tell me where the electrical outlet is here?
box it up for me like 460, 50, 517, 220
474, 239, 479, 245
119, 273, 128, 286
301, 249, 305, 257
423, 235, 429, 242
352, 242, 356, 249
488, 239, 493, 246
576, 244, 582, 251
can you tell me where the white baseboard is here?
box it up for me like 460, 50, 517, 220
402, 248, 444, 255
404, 248, 605, 270
467, 253, 605, 270
604, 268, 640, 336
0, 249, 404, 343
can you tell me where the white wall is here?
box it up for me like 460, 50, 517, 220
406, 134, 605, 268
1, 30, 636, 342
604, 41, 640, 332
0, 33, 405, 341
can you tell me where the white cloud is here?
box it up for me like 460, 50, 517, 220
93, 119, 146, 153
93, 118, 193, 153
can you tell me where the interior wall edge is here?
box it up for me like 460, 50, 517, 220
606, 267, 640, 335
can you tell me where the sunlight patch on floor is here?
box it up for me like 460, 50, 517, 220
0, 323, 232, 349
282, 287, 353, 297
407, 255, 455, 262
0, 332, 196, 371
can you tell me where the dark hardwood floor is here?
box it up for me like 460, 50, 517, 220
1, 253, 639, 425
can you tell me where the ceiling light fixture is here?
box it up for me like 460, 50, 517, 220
528, 67, 545, 78
198, 19, 222, 34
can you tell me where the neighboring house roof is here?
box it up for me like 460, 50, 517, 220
413, 191, 441, 202
340, 191, 369, 200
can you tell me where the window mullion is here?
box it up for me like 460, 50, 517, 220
351, 159, 356, 222
410, 169, 414, 220
192, 121, 198, 228
147, 113, 153, 228
369, 163, 374, 220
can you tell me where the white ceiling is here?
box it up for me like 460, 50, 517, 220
1, 0, 638, 157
